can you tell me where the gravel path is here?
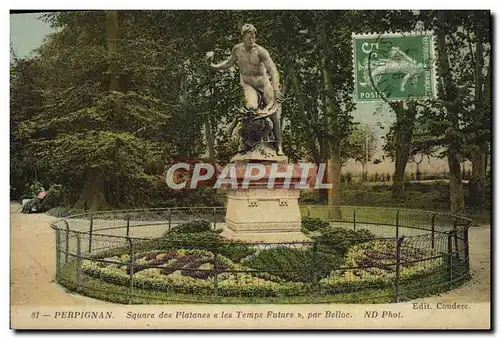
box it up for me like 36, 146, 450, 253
10, 202, 490, 306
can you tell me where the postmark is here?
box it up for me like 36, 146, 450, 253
352, 31, 437, 103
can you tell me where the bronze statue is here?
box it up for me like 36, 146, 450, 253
211, 23, 284, 156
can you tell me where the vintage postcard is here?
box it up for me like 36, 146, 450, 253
9, 9, 491, 330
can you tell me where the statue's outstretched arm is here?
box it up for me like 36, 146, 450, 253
211, 45, 238, 71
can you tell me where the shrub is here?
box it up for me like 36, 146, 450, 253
408, 191, 446, 209
168, 218, 213, 234
301, 217, 329, 233
242, 246, 343, 283
22, 180, 44, 199
95, 227, 254, 263
47, 207, 87, 218
158, 231, 221, 251
40, 184, 70, 210
346, 172, 353, 184
299, 191, 315, 203
217, 242, 256, 263
312, 227, 376, 256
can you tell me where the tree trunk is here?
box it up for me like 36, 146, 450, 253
205, 121, 214, 160
105, 10, 121, 208
469, 150, 486, 208
436, 10, 465, 215
311, 137, 321, 203
466, 19, 487, 210
74, 10, 120, 211
328, 140, 342, 219
74, 166, 111, 211
318, 136, 329, 203
391, 102, 415, 200
106, 11, 120, 93
290, 64, 322, 202
317, 17, 341, 211
447, 150, 465, 215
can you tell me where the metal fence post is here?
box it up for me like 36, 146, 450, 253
76, 233, 82, 292
312, 241, 318, 289
431, 213, 436, 250
168, 208, 172, 231
453, 218, 460, 261
213, 207, 217, 231
126, 214, 131, 237
394, 237, 404, 302
55, 228, 60, 282
396, 210, 400, 239
353, 208, 357, 231
88, 215, 94, 254
447, 231, 454, 285
128, 237, 134, 304
64, 220, 69, 263
464, 225, 470, 271
213, 243, 219, 297
307, 206, 311, 217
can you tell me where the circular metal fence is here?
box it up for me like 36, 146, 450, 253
50, 206, 473, 304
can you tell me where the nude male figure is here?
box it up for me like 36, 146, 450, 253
211, 23, 284, 156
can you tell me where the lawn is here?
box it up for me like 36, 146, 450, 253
299, 182, 491, 225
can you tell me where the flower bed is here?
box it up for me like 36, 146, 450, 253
80, 240, 445, 298
82, 249, 307, 297
319, 239, 446, 292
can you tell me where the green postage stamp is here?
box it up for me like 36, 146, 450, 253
352, 32, 437, 103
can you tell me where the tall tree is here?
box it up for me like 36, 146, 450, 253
416, 10, 491, 214
10, 57, 45, 198
455, 11, 491, 210
15, 11, 173, 210
345, 124, 377, 181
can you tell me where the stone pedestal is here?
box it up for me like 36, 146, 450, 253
225, 188, 301, 233
222, 147, 314, 242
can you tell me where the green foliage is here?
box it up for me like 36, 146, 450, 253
242, 246, 343, 283
217, 242, 256, 263
343, 124, 377, 166
22, 180, 44, 199
320, 240, 446, 293
81, 249, 308, 297
157, 232, 221, 252
157, 230, 256, 262
11, 11, 176, 211
337, 182, 451, 211
214, 131, 240, 165
168, 218, 213, 234
10, 10, 491, 214
79, 237, 450, 299
40, 184, 71, 210
46, 206, 87, 218
59, 257, 468, 304
312, 227, 376, 256
301, 216, 329, 234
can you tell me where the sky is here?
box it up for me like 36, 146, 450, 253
10, 12, 54, 61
